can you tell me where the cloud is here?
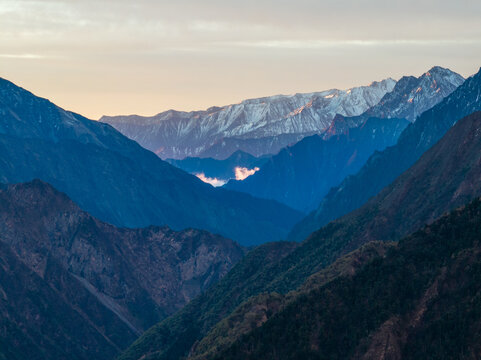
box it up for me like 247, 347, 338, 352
1, 0, 480, 119
217, 39, 481, 50
0, 53, 46, 59
195, 173, 226, 187
235, 167, 260, 181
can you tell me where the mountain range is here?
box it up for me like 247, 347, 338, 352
0, 78, 302, 246
222, 66, 463, 212
1, 65, 479, 360
120, 80, 481, 360
101, 79, 396, 159
290, 66, 481, 241
0, 180, 244, 360
101, 67, 463, 165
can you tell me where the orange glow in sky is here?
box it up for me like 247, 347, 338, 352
1, 0, 480, 119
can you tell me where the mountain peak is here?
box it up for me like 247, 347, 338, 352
359, 67, 464, 122
426, 65, 449, 73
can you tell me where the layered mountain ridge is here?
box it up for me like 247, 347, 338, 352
120, 103, 481, 360
221, 66, 463, 212
224, 117, 409, 212
0, 77, 302, 246
0, 64, 476, 360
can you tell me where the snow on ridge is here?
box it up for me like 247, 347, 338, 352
101, 77, 396, 159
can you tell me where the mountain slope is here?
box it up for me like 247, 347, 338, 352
290, 67, 481, 241
0, 180, 244, 359
0, 78, 302, 246
214, 197, 481, 359
121, 109, 481, 360
224, 117, 408, 212
188, 241, 393, 360
118, 241, 299, 360
0, 239, 136, 360
101, 79, 395, 159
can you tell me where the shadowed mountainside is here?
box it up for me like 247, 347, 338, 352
224, 117, 408, 212
214, 197, 481, 359
0, 180, 245, 360
0, 77, 302, 246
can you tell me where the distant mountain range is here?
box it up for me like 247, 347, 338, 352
0, 180, 244, 360
101, 78, 396, 159
101, 67, 464, 164
0, 78, 302, 246
290, 66, 481, 241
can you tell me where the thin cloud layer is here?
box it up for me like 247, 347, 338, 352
1, 0, 480, 118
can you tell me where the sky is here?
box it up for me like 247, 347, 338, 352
1, 0, 481, 119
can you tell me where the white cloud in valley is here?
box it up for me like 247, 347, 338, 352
235, 167, 260, 181
195, 173, 227, 187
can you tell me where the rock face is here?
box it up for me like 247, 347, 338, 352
101, 79, 396, 159
0, 180, 245, 360
224, 117, 409, 212
0, 77, 302, 246
290, 67, 481, 242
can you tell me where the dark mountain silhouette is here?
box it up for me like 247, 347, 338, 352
0, 78, 302, 246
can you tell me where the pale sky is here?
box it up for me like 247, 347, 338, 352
1, 0, 481, 119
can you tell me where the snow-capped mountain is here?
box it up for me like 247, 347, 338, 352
322, 66, 464, 140
101, 79, 396, 159
357, 66, 464, 123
